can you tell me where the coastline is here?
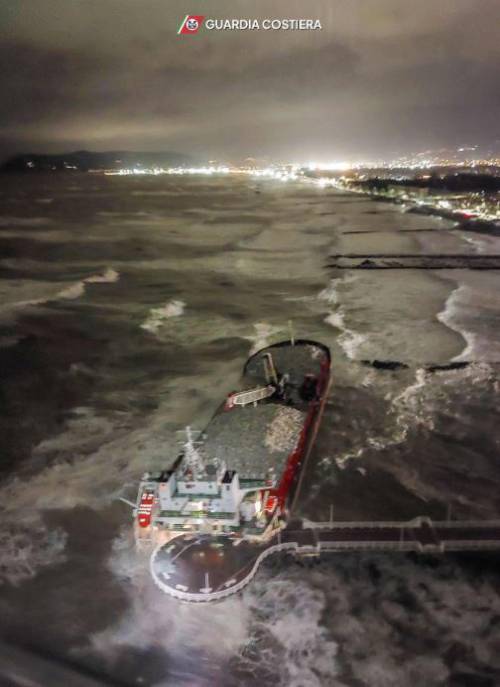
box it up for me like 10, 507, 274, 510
330, 210, 469, 364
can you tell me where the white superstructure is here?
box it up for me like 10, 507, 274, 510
134, 425, 274, 544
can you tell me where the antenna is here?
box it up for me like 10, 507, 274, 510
263, 352, 278, 385
117, 496, 136, 510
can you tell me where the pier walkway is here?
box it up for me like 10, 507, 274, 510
150, 517, 500, 603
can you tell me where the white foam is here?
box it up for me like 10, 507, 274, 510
318, 282, 339, 305
461, 235, 484, 253
32, 407, 116, 457
324, 308, 367, 361
140, 300, 186, 334
244, 322, 285, 354
0, 356, 232, 532
0, 409, 172, 522
0, 269, 121, 317
56, 268, 120, 300
437, 274, 500, 363
334, 358, 495, 472
0, 408, 176, 589
324, 311, 344, 329
334, 327, 366, 361
88, 530, 249, 683
283, 295, 315, 303
244, 574, 339, 686
437, 284, 474, 361
318, 274, 357, 306
333, 367, 433, 468
320, 275, 367, 360
390, 367, 434, 439
57, 281, 87, 300
84, 268, 120, 284
459, 231, 500, 255
0, 519, 67, 586
325, 554, 500, 686
96, 561, 337, 685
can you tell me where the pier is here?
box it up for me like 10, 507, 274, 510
327, 254, 500, 270
150, 517, 500, 603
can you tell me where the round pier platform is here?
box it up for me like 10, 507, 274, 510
150, 533, 276, 602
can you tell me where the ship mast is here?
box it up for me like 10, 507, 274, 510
183, 426, 205, 477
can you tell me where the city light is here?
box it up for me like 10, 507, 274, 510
100, 149, 500, 225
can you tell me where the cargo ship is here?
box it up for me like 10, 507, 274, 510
133, 339, 330, 548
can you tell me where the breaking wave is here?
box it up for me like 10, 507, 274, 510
87, 529, 249, 686
243, 573, 339, 687
437, 272, 500, 363
0, 401, 176, 588
317, 273, 356, 307
437, 284, 475, 362
0, 267, 120, 313
140, 300, 186, 334
324, 308, 367, 361
296, 554, 500, 687
320, 275, 367, 360
58, 267, 120, 300
244, 322, 286, 354
0, 519, 67, 586
333, 360, 495, 470
97, 536, 338, 687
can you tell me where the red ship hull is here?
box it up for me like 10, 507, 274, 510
273, 354, 330, 510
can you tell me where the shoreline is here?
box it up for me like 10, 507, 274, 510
332, 207, 469, 364
345, 185, 500, 236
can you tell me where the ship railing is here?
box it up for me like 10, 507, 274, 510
150, 539, 297, 603
240, 479, 269, 487
228, 385, 276, 407
150, 532, 328, 604
158, 510, 237, 520
240, 486, 272, 495
172, 492, 222, 500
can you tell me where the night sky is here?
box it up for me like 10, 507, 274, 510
1, 0, 499, 162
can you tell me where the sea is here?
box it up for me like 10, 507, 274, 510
0, 172, 499, 686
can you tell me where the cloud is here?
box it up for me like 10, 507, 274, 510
0, 0, 499, 159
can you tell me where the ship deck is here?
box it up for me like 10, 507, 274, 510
151, 534, 267, 598
244, 340, 329, 390
201, 402, 306, 480
198, 341, 330, 480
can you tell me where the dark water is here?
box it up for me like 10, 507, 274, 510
0, 173, 499, 686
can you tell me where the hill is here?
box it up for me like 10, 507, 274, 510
1, 149, 194, 172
